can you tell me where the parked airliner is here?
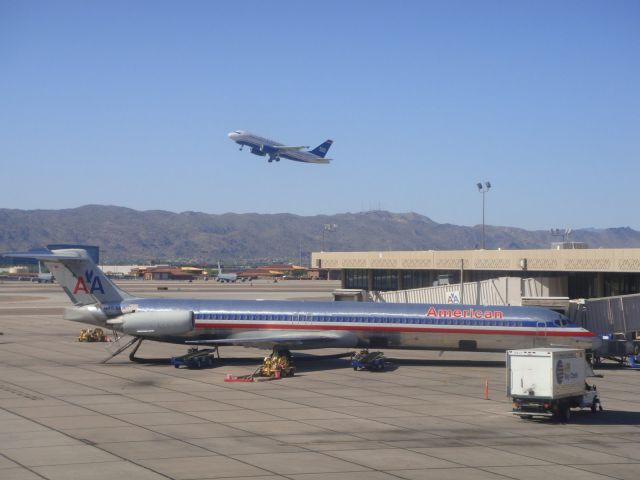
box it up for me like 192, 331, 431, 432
2, 249, 600, 362
228, 130, 333, 164
215, 262, 244, 283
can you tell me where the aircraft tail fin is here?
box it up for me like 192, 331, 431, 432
1, 249, 133, 306
309, 139, 333, 158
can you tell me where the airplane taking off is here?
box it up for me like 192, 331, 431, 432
2, 248, 600, 363
228, 130, 333, 164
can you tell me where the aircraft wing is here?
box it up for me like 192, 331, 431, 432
275, 145, 309, 152
303, 157, 331, 164
187, 330, 358, 349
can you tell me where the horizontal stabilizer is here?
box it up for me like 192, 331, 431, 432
2, 249, 89, 262
2, 248, 132, 305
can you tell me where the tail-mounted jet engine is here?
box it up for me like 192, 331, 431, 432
107, 310, 194, 337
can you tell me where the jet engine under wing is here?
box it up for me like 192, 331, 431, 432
187, 330, 358, 350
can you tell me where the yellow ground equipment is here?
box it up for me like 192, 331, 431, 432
224, 349, 295, 382
78, 328, 107, 342
260, 350, 295, 378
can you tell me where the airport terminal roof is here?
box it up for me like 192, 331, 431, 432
312, 248, 640, 273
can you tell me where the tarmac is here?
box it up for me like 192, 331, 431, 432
1, 279, 640, 480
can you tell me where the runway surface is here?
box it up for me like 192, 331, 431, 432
1, 280, 640, 480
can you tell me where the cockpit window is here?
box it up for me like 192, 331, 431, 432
554, 316, 568, 327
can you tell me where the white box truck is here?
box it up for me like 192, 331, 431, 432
507, 348, 601, 421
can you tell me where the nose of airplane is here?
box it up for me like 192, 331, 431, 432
589, 334, 603, 351
227, 132, 236, 139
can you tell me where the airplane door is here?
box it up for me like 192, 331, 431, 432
535, 321, 547, 347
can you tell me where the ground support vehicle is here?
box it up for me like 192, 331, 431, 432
626, 354, 640, 369
351, 350, 386, 371
78, 328, 107, 342
224, 349, 295, 382
507, 348, 602, 422
260, 350, 295, 377
170, 348, 218, 369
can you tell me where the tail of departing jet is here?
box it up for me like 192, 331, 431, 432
310, 140, 333, 158
2, 249, 132, 306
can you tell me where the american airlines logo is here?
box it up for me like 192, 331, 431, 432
426, 307, 505, 320
73, 270, 105, 295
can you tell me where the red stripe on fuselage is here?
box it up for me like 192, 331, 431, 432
194, 322, 595, 337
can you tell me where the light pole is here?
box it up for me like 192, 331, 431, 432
477, 181, 491, 249
322, 224, 337, 251
550, 228, 572, 245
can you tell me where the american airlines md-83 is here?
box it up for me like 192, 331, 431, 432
228, 130, 333, 164
2, 248, 600, 364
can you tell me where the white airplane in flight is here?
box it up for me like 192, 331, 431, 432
228, 130, 333, 164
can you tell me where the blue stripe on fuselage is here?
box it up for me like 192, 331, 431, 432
119, 298, 573, 329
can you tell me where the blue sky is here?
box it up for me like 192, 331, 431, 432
1, 0, 638, 230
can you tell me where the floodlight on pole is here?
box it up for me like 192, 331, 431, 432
322, 223, 337, 251
477, 181, 491, 249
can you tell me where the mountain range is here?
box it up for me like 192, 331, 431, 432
1, 205, 639, 265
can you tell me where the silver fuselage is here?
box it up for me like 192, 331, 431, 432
80, 298, 600, 352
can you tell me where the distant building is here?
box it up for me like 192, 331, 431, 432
142, 267, 196, 281
238, 264, 308, 280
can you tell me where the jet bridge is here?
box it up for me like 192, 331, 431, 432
568, 293, 640, 360
370, 276, 567, 308
568, 293, 640, 336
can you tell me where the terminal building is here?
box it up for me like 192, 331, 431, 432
311, 246, 640, 301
